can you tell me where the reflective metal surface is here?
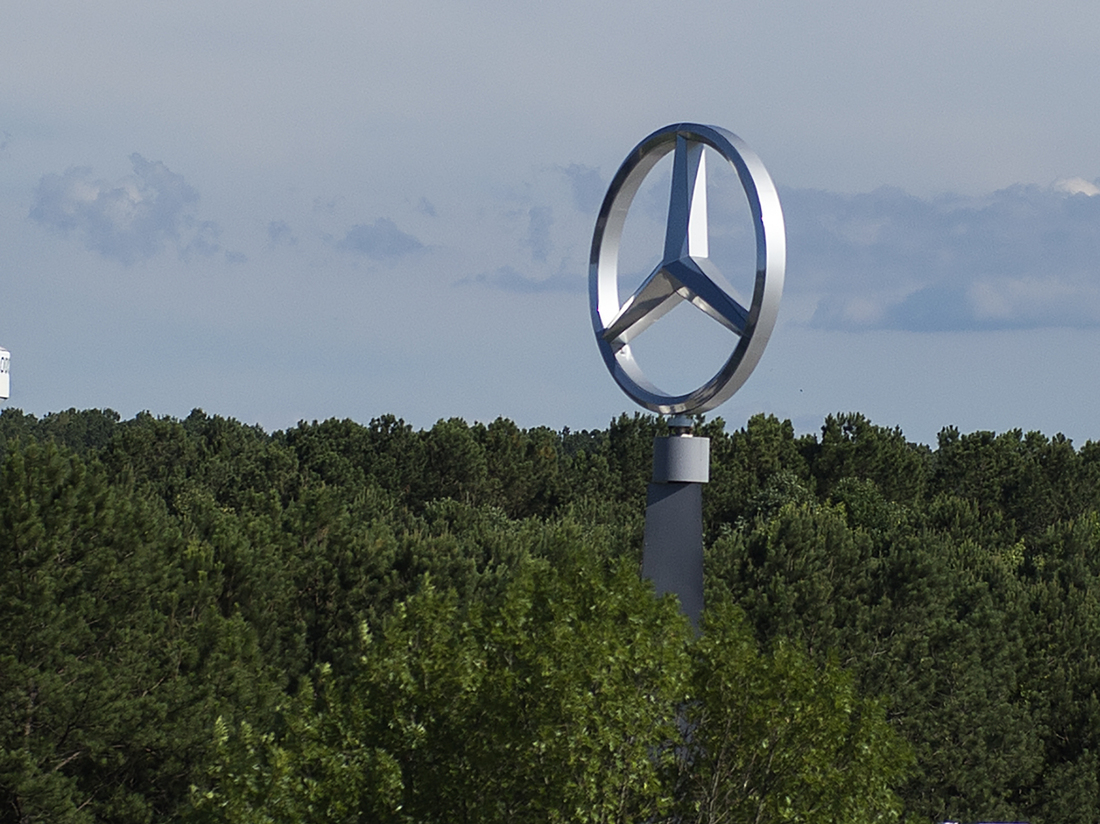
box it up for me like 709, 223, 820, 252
589, 123, 785, 414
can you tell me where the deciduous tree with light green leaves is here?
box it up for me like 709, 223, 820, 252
191, 542, 910, 824
675, 600, 911, 824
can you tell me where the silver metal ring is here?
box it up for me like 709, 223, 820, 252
589, 123, 785, 415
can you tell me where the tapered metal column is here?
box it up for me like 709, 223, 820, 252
642, 416, 709, 628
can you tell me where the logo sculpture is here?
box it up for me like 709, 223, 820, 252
589, 123, 785, 415
589, 124, 786, 625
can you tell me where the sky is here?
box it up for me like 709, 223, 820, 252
2, 0, 1100, 447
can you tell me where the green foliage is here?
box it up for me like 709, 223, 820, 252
194, 553, 909, 824
811, 413, 930, 503
679, 600, 910, 824
195, 549, 695, 824
190, 677, 403, 824
7, 404, 1100, 822
0, 441, 272, 822
704, 413, 813, 530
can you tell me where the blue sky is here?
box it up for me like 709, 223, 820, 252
2, 0, 1099, 446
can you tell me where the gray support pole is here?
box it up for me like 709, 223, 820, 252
642, 418, 709, 628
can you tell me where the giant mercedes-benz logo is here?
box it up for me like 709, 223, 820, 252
589, 123, 785, 415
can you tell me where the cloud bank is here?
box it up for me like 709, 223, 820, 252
29, 154, 225, 264
782, 182, 1100, 331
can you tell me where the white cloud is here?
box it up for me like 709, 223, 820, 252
1054, 177, 1100, 196
29, 154, 222, 264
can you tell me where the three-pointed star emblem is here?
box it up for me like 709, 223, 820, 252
600, 136, 749, 353
589, 123, 785, 415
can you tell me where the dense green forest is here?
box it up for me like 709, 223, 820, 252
4, 406, 1100, 823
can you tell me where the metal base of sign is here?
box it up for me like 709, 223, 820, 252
642, 428, 709, 628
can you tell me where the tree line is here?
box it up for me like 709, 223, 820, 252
3, 406, 1100, 822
